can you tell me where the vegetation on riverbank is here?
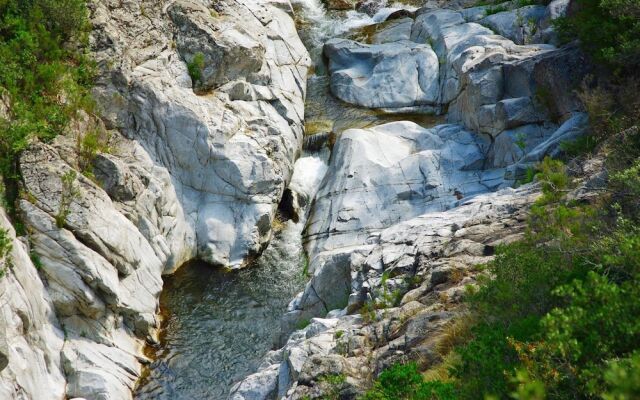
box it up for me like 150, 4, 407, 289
364, 0, 640, 398
0, 0, 93, 220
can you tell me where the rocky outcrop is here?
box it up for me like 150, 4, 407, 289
234, 184, 539, 398
234, 1, 592, 398
92, 0, 311, 267
303, 121, 499, 257
18, 134, 185, 399
325, 3, 590, 175
284, 115, 583, 329
325, 2, 583, 122
234, 112, 587, 399
324, 38, 440, 110
0, 0, 311, 398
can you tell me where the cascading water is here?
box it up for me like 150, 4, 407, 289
293, 0, 439, 137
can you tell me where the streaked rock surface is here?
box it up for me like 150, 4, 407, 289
1, 0, 311, 398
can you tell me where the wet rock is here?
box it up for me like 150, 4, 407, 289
325, 0, 358, 10
371, 18, 413, 44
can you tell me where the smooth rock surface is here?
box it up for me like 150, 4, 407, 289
324, 39, 440, 109
2, 0, 311, 398
92, 0, 311, 268
304, 121, 501, 256
0, 212, 66, 400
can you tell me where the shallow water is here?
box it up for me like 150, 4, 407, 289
134, 222, 307, 399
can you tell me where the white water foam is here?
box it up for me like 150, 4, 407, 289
292, 0, 417, 56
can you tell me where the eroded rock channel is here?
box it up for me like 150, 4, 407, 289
0, 0, 593, 399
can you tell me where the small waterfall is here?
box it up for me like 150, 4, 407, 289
292, 0, 413, 69
303, 131, 334, 152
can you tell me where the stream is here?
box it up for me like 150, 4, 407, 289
134, 1, 430, 398
134, 220, 308, 399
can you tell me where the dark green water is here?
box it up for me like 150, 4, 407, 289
134, 223, 306, 399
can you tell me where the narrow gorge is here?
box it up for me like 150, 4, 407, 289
0, 0, 614, 399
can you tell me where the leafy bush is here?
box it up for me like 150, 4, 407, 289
429, 149, 640, 399
511, 267, 640, 398
187, 52, 206, 84
31, 0, 90, 40
362, 363, 455, 400
0, 0, 94, 217
76, 127, 110, 175
55, 170, 79, 228
0, 227, 12, 260
485, 4, 509, 15
0, 227, 12, 278
556, 0, 640, 71
603, 352, 640, 400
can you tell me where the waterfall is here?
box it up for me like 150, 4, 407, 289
291, 0, 414, 65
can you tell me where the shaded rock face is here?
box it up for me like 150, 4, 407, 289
92, 0, 311, 268
0, 0, 310, 399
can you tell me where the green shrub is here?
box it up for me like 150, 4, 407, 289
513, 269, 640, 398
77, 128, 110, 175
450, 238, 586, 399
296, 318, 311, 330
32, 0, 90, 40
187, 52, 206, 84
0, 227, 12, 278
485, 4, 509, 15
560, 134, 599, 157
555, 0, 640, 71
603, 352, 640, 400
611, 159, 640, 199
0, 0, 94, 219
533, 157, 569, 205
363, 363, 456, 400
0, 228, 12, 260
55, 170, 79, 228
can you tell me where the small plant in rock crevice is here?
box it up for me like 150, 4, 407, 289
296, 318, 311, 330
187, 52, 206, 85
319, 374, 347, 399
0, 228, 13, 278
76, 127, 111, 177
55, 170, 80, 229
